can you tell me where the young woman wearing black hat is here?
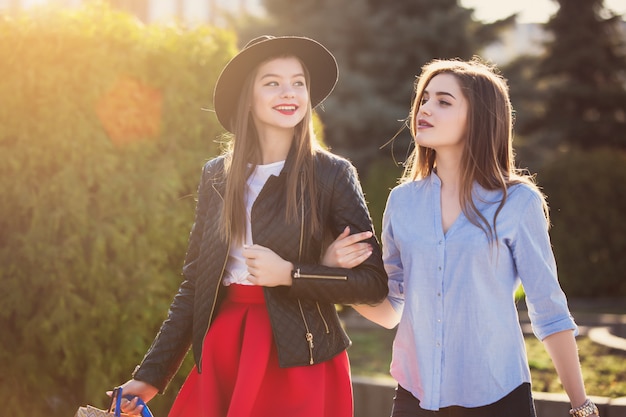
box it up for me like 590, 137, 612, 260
111, 35, 388, 417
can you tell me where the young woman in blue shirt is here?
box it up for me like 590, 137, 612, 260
332, 58, 598, 417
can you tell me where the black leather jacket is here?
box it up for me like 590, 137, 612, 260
133, 148, 388, 392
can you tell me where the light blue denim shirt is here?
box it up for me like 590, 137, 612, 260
383, 173, 577, 411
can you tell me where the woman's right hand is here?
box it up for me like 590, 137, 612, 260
322, 226, 373, 269
106, 379, 158, 415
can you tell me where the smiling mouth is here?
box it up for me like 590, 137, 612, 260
274, 105, 298, 113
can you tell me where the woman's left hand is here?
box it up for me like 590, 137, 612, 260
322, 226, 373, 268
243, 244, 294, 286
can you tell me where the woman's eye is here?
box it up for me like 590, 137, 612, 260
420, 97, 429, 105
294, 81, 305, 87
439, 100, 451, 106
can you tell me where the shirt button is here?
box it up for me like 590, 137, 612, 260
438, 266, 442, 271
438, 240, 443, 245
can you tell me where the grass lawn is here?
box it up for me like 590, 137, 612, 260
347, 327, 626, 398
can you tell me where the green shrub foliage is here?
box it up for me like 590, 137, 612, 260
361, 158, 403, 240
0, 4, 234, 416
539, 149, 626, 297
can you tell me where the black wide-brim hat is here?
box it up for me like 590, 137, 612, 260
213, 35, 338, 132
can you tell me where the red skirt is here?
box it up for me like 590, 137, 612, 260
168, 284, 353, 417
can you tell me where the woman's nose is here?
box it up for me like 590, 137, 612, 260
281, 86, 295, 98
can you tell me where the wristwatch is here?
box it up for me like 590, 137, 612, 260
569, 399, 599, 417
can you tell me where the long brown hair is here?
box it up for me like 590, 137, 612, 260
219, 55, 321, 244
403, 58, 549, 240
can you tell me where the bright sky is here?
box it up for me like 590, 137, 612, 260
460, 0, 626, 23
9, 0, 626, 24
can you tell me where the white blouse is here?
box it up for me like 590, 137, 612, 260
222, 160, 285, 286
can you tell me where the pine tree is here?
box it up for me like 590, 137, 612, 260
536, 0, 626, 150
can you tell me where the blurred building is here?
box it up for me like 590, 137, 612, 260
481, 23, 547, 64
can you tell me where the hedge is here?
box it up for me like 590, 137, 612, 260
0, 4, 235, 416
538, 148, 626, 297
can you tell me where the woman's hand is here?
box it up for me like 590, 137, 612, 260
242, 226, 373, 287
243, 244, 294, 286
106, 379, 158, 416
322, 226, 373, 268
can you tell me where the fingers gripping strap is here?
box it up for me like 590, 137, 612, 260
110, 387, 154, 417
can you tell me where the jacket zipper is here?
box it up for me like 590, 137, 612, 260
316, 302, 330, 334
296, 178, 314, 364
293, 268, 347, 280
198, 184, 231, 373
295, 176, 335, 363
298, 299, 315, 364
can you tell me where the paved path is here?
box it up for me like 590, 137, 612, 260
521, 298, 626, 352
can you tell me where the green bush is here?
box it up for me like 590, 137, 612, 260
361, 157, 403, 238
0, 4, 234, 416
538, 148, 626, 297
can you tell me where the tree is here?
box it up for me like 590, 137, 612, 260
236, 0, 514, 173
503, 53, 549, 171
539, 148, 626, 296
504, 0, 626, 298
534, 0, 626, 150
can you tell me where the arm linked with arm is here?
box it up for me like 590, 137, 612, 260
289, 158, 388, 305
352, 190, 402, 329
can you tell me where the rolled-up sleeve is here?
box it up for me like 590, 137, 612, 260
511, 190, 577, 340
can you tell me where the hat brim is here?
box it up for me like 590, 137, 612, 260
213, 36, 338, 132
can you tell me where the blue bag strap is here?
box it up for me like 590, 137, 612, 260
109, 386, 154, 417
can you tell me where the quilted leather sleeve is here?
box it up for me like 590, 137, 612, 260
132, 281, 194, 393
289, 154, 388, 305
132, 160, 219, 392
